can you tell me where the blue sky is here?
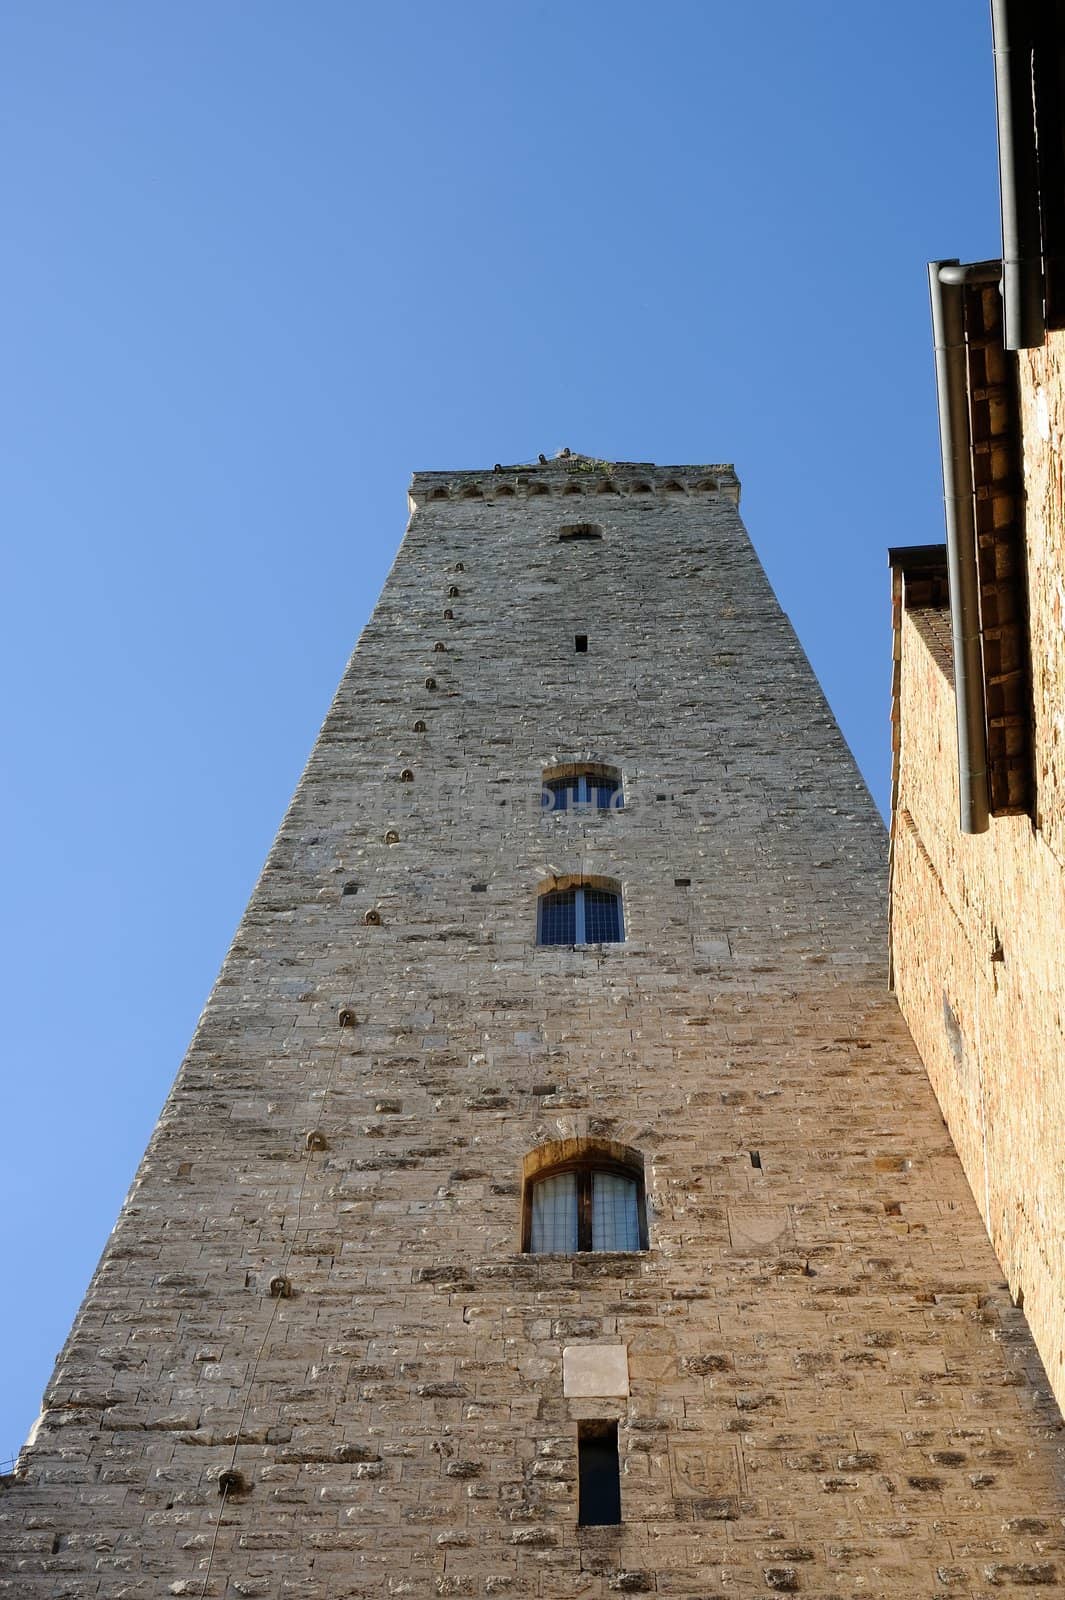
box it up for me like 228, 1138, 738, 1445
0, 2, 998, 1456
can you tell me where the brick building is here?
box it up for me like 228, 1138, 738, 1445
889, 1, 1065, 1416
3, 453, 1064, 1597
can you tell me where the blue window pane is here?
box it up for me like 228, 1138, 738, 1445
591, 1172, 640, 1251
530, 1172, 578, 1253
537, 886, 623, 945
538, 888, 577, 945
541, 772, 621, 811
584, 889, 622, 943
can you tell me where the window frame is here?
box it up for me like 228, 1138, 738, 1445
541, 772, 623, 813
536, 883, 624, 946
522, 1156, 648, 1254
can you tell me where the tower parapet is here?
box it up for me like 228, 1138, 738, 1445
409, 452, 741, 508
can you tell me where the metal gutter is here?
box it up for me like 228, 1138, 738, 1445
991, 0, 1046, 348
928, 259, 999, 834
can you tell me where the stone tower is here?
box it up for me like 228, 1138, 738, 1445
3, 456, 1063, 1598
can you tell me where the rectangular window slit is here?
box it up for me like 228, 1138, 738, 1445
578, 1420, 621, 1525
575, 634, 588, 653
749, 1150, 761, 1170
674, 877, 691, 887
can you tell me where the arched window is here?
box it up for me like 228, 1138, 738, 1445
523, 1140, 646, 1253
541, 762, 622, 812
536, 875, 623, 945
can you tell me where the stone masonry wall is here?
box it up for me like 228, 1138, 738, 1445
890, 606, 1065, 1412
3, 458, 1063, 1599
890, 327, 1065, 1425
1021, 331, 1065, 863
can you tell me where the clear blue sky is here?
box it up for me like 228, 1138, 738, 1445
0, 2, 999, 1457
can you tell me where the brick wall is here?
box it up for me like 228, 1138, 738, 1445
4, 459, 1063, 1598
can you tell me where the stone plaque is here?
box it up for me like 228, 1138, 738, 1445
670, 1443, 740, 1496
562, 1344, 630, 1397
727, 1206, 791, 1252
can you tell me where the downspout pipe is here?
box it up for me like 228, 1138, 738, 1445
928, 259, 998, 835
991, 0, 1045, 349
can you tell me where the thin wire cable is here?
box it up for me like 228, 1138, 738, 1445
197, 1481, 229, 1597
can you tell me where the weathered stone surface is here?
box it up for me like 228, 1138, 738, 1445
2, 457, 1062, 1598
890, 328, 1065, 1414
562, 1347, 629, 1398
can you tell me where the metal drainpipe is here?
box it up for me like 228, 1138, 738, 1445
991, 0, 1045, 349
928, 259, 1000, 835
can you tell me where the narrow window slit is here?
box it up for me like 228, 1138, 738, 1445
749, 1150, 762, 1170
578, 1420, 621, 1525
575, 634, 588, 653
559, 522, 603, 541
